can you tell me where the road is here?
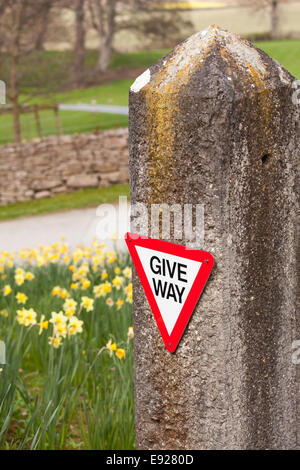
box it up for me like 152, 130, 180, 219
59, 104, 129, 115
0, 207, 129, 253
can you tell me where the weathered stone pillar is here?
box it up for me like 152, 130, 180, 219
129, 25, 299, 450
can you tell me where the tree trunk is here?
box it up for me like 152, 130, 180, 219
97, 0, 116, 73
10, 0, 23, 143
35, 5, 51, 51
270, 0, 279, 39
74, 0, 86, 87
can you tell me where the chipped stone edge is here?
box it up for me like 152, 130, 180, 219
130, 69, 151, 93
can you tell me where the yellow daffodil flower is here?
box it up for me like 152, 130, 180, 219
3, 285, 12, 296
38, 315, 49, 335
116, 348, 126, 360
80, 296, 94, 312
16, 292, 28, 305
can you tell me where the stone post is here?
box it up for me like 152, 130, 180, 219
129, 26, 299, 450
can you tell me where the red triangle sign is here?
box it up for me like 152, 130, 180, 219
125, 233, 214, 353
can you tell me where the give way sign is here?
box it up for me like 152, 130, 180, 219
125, 233, 214, 353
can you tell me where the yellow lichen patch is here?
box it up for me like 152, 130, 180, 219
244, 61, 274, 151
140, 25, 276, 210
142, 29, 218, 208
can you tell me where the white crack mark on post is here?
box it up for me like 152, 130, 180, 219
130, 68, 151, 93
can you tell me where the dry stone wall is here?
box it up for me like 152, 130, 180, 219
0, 128, 129, 205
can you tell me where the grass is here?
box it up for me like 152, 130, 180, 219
0, 184, 130, 222
256, 39, 300, 79
0, 40, 299, 216
0, 48, 170, 144
0, 242, 135, 449
21, 78, 134, 107
0, 41, 299, 145
111, 49, 169, 71
0, 111, 129, 146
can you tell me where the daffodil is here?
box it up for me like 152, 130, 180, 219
15, 292, 28, 305
16, 308, 26, 325
50, 311, 67, 324
55, 323, 67, 338
63, 298, 77, 317
106, 339, 117, 356
106, 298, 114, 308
80, 296, 94, 312
15, 268, 24, 275
3, 284, 12, 296
37, 256, 44, 267
93, 284, 103, 298
112, 276, 124, 290
124, 283, 132, 294
123, 267, 132, 279
49, 312, 67, 337
124, 283, 133, 304
17, 308, 37, 327
78, 264, 89, 277
116, 348, 126, 360
59, 288, 69, 299
52, 286, 69, 299
127, 326, 134, 341
52, 286, 61, 296
49, 253, 60, 263
48, 336, 62, 348
116, 299, 124, 310
24, 308, 37, 326
38, 315, 49, 335
103, 281, 112, 294
68, 316, 83, 336
15, 273, 25, 286
81, 279, 91, 290
25, 272, 35, 281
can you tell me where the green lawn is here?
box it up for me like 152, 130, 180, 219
20, 78, 134, 107
256, 39, 300, 79
0, 110, 129, 145
0, 40, 299, 219
0, 184, 130, 222
0, 41, 299, 145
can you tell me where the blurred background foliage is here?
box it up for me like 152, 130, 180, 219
0, 0, 299, 144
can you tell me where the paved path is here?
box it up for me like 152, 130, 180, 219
59, 104, 129, 115
0, 207, 129, 253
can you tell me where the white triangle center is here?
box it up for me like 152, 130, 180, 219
135, 246, 202, 336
